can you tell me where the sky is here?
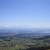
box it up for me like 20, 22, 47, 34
0, 0, 50, 28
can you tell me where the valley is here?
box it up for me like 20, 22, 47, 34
0, 28, 50, 50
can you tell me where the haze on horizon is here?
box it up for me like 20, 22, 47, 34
0, 0, 50, 28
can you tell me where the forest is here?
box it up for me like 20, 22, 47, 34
0, 35, 50, 50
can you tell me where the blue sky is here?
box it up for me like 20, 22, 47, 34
0, 0, 50, 28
